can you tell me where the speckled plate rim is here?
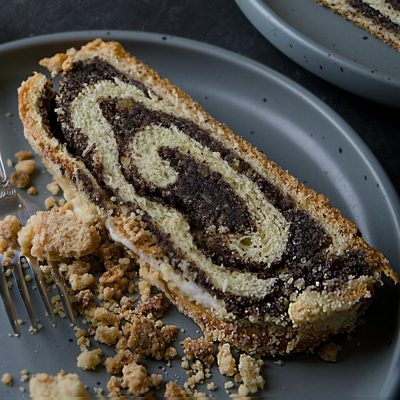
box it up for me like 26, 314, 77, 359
0, 30, 399, 398
235, 0, 400, 107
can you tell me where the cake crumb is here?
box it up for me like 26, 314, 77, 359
207, 382, 217, 391
121, 362, 162, 396
123, 314, 177, 360
77, 348, 102, 370
27, 186, 38, 196
134, 293, 169, 319
164, 381, 191, 398
94, 326, 119, 346
46, 181, 60, 196
106, 375, 122, 397
20, 369, 29, 382
224, 381, 234, 390
18, 206, 101, 260
238, 354, 265, 394
44, 196, 56, 209
0, 215, 21, 250
105, 350, 139, 374
217, 343, 236, 377
29, 371, 90, 399
10, 171, 30, 188
15, 159, 36, 175
1, 373, 13, 386
138, 278, 151, 299
182, 336, 215, 366
15, 150, 32, 161
318, 342, 339, 363
51, 295, 66, 318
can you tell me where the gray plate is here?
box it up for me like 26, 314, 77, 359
236, 0, 400, 107
0, 31, 399, 399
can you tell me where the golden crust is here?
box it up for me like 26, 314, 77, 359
18, 39, 398, 356
317, 0, 400, 51
139, 262, 373, 356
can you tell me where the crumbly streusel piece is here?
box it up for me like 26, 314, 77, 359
10, 170, 30, 188
29, 371, 90, 400
18, 204, 101, 260
164, 381, 191, 398
94, 326, 120, 346
77, 348, 102, 370
182, 337, 215, 366
46, 181, 60, 195
238, 354, 265, 394
121, 362, 162, 396
15, 159, 36, 175
69, 273, 95, 291
122, 315, 177, 360
1, 373, 13, 386
27, 186, 38, 195
15, 150, 33, 162
134, 293, 169, 319
217, 343, 236, 377
0, 215, 21, 249
105, 350, 140, 374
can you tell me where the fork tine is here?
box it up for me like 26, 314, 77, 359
23, 255, 56, 327
12, 256, 39, 330
50, 265, 76, 325
0, 262, 21, 336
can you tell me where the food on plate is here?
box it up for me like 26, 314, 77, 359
18, 39, 397, 358
29, 371, 90, 400
318, 0, 400, 50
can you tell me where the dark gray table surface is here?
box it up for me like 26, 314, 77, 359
0, 0, 398, 196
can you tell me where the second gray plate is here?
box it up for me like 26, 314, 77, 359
0, 31, 399, 399
236, 0, 400, 107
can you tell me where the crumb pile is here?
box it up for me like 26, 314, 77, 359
1, 199, 266, 398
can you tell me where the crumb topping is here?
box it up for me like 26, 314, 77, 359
182, 337, 215, 366
1, 373, 13, 386
238, 354, 265, 394
217, 343, 236, 377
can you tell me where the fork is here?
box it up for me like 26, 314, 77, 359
0, 151, 75, 335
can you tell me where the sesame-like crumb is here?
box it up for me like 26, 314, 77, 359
6, 159, 13, 167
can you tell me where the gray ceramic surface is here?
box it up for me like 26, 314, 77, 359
0, 31, 399, 399
236, 0, 400, 107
